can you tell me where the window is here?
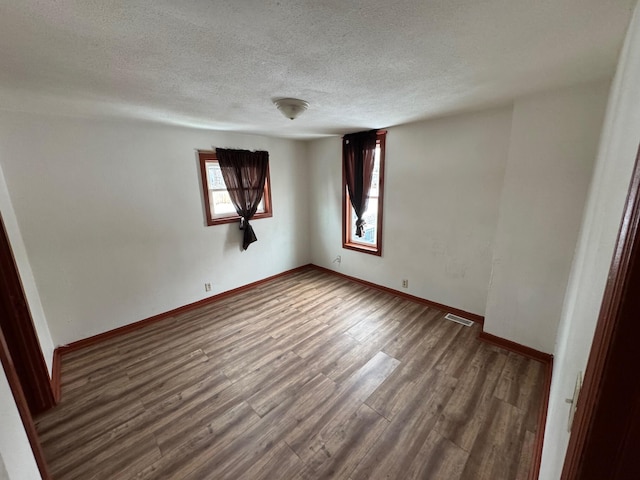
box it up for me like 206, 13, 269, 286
342, 130, 386, 255
198, 150, 272, 226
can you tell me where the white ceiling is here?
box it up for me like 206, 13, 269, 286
0, 1, 636, 139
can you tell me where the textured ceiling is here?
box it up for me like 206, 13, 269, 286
0, 1, 636, 138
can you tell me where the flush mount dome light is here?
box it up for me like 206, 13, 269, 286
273, 98, 309, 120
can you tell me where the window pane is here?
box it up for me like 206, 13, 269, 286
210, 190, 266, 217
350, 200, 378, 245
369, 145, 381, 197
199, 151, 273, 226
207, 163, 226, 190
211, 190, 236, 215
341, 132, 385, 254
347, 144, 380, 246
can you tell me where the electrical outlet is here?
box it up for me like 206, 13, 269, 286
402, 279, 409, 288
204, 283, 212, 292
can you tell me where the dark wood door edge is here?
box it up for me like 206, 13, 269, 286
0, 327, 51, 479
561, 145, 640, 478
0, 214, 55, 414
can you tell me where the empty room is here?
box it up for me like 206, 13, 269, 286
1, 1, 640, 479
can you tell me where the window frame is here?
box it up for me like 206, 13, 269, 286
198, 150, 273, 226
342, 130, 386, 256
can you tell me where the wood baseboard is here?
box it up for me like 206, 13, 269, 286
310, 264, 485, 324
50, 262, 550, 478
56, 263, 485, 360
50, 348, 62, 404
531, 357, 553, 480
56, 264, 313, 356
53, 263, 484, 399
478, 331, 552, 363
313, 264, 554, 479
478, 330, 553, 480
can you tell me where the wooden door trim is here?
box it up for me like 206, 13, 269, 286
561, 145, 640, 478
0, 326, 52, 479
0, 213, 55, 414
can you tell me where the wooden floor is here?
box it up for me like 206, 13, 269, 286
35, 268, 546, 480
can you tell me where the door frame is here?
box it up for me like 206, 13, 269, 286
0, 327, 51, 479
0, 212, 52, 479
0, 213, 55, 414
561, 145, 640, 478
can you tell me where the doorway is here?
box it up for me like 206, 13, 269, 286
562, 145, 640, 478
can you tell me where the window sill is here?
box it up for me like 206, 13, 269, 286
206, 212, 273, 226
343, 242, 381, 256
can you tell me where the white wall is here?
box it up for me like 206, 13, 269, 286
0, 160, 50, 479
0, 113, 310, 346
0, 162, 53, 373
0, 454, 7, 480
310, 83, 609, 355
540, 3, 640, 478
0, 454, 8, 480
309, 107, 513, 316
0, 40, 631, 479
0, 368, 41, 480
484, 81, 610, 354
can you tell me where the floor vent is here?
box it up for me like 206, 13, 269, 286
444, 313, 474, 327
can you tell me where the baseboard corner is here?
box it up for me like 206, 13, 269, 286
309, 263, 485, 325
51, 347, 63, 404
478, 329, 553, 480
478, 330, 553, 364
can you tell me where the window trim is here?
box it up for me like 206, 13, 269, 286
198, 150, 273, 226
342, 130, 386, 256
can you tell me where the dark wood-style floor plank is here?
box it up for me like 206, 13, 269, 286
35, 268, 547, 479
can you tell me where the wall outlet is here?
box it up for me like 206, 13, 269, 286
204, 283, 212, 292
402, 279, 409, 288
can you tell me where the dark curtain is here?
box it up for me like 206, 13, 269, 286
215, 148, 269, 250
343, 130, 378, 237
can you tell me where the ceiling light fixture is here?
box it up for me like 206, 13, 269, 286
273, 98, 309, 120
